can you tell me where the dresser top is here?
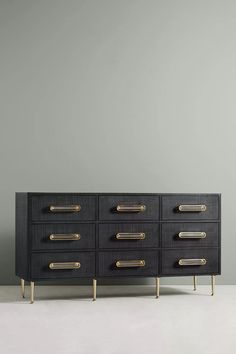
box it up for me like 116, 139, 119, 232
16, 192, 221, 196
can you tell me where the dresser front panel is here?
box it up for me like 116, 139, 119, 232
16, 193, 221, 282
31, 195, 96, 221
161, 248, 219, 276
161, 223, 219, 248
99, 195, 160, 221
162, 195, 219, 220
31, 252, 95, 279
31, 224, 96, 251
98, 250, 158, 277
98, 223, 159, 249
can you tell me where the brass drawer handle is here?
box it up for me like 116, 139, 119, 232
49, 205, 81, 212
115, 260, 145, 268
178, 204, 207, 212
116, 233, 146, 240
116, 205, 146, 212
178, 232, 206, 239
178, 258, 207, 266
49, 262, 81, 270
49, 233, 81, 241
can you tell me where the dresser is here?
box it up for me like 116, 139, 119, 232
15, 193, 221, 303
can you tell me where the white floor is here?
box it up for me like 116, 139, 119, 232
0, 285, 235, 354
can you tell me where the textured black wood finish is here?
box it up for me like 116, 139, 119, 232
31, 194, 96, 221
162, 195, 219, 220
15, 193, 29, 279
162, 223, 219, 248
31, 223, 96, 251
98, 250, 158, 277
31, 252, 95, 279
98, 223, 159, 249
161, 248, 219, 276
15, 193, 221, 286
99, 195, 160, 221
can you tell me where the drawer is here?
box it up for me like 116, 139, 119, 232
31, 194, 96, 221
31, 224, 95, 250
99, 195, 159, 221
31, 252, 95, 279
161, 223, 219, 248
162, 195, 219, 220
98, 250, 158, 276
161, 248, 219, 276
98, 223, 159, 249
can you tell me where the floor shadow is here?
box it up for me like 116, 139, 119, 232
0, 285, 211, 303
96, 285, 195, 298
0, 286, 93, 303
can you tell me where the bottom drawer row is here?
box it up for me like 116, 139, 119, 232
31, 249, 220, 279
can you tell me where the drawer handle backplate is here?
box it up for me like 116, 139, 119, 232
115, 260, 145, 268
49, 262, 81, 270
178, 204, 207, 212
116, 204, 146, 213
49, 205, 81, 212
49, 233, 81, 241
178, 258, 207, 266
178, 232, 206, 239
116, 233, 146, 240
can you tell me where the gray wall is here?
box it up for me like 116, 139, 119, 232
0, 0, 235, 285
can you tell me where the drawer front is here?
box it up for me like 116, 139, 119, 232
31, 195, 96, 221
162, 195, 219, 220
31, 224, 95, 250
98, 250, 158, 276
162, 223, 219, 248
99, 195, 159, 221
161, 248, 219, 275
31, 252, 95, 279
98, 223, 159, 249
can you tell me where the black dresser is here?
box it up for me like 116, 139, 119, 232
15, 193, 221, 303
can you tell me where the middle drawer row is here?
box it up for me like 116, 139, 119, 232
31, 223, 219, 250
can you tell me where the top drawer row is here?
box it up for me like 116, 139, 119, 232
30, 194, 220, 221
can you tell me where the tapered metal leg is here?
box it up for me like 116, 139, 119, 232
193, 276, 197, 291
93, 279, 97, 301
156, 277, 160, 298
211, 275, 215, 296
30, 282, 35, 304
20, 279, 25, 298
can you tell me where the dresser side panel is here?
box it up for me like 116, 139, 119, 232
15, 193, 29, 280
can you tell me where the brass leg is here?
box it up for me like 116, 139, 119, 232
193, 276, 197, 291
156, 277, 160, 298
20, 279, 25, 298
93, 279, 97, 301
211, 275, 215, 296
30, 282, 35, 304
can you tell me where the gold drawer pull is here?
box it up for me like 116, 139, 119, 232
178, 204, 207, 212
116, 233, 146, 240
178, 258, 207, 266
49, 233, 81, 241
49, 262, 81, 270
178, 232, 206, 239
116, 205, 146, 212
115, 260, 145, 268
49, 205, 81, 212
